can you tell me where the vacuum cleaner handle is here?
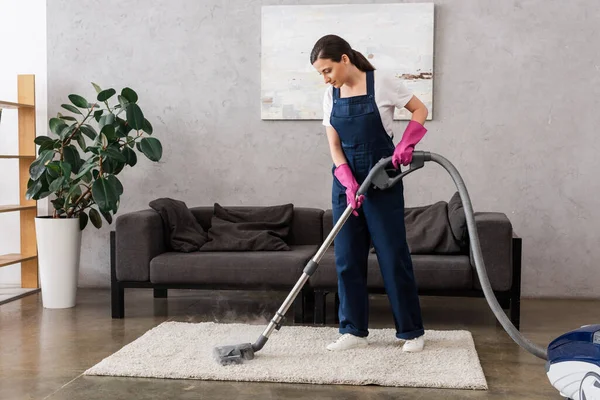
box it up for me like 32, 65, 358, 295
357, 151, 432, 196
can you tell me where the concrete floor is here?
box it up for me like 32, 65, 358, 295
0, 288, 596, 400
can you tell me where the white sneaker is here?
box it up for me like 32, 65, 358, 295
326, 333, 368, 351
402, 335, 425, 353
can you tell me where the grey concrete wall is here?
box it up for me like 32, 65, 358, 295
47, 0, 600, 298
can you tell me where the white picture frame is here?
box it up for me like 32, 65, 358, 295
261, 3, 434, 120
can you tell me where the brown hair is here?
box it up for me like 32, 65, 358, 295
310, 34, 375, 72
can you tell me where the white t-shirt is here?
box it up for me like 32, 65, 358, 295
322, 70, 413, 138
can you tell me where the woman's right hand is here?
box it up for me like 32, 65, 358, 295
334, 163, 364, 216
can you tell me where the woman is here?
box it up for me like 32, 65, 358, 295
311, 34, 428, 352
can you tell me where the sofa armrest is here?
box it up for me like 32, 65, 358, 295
469, 212, 513, 291
115, 209, 166, 281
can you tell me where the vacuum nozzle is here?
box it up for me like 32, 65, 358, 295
213, 343, 255, 365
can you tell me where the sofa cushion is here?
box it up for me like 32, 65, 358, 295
189, 206, 323, 246
150, 245, 319, 286
199, 203, 293, 251
287, 208, 324, 245
309, 248, 472, 290
148, 198, 208, 252
402, 197, 463, 254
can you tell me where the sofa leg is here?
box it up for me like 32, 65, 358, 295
334, 291, 340, 325
314, 290, 327, 325
510, 296, 521, 331
110, 230, 124, 319
112, 283, 124, 319
303, 289, 315, 324
497, 293, 511, 310
510, 237, 522, 331
154, 288, 168, 298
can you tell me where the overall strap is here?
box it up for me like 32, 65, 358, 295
366, 70, 374, 97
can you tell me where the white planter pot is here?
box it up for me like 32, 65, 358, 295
35, 216, 82, 309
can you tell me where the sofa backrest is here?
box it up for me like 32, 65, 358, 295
322, 209, 334, 243
188, 206, 324, 246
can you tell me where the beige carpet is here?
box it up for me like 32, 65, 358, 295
84, 321, 488, 389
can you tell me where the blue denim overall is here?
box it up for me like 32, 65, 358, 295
330, 70, 424, 340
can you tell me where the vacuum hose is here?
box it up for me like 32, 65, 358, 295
376, 151, 548, 360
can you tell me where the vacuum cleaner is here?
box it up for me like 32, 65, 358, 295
214, 151, 600, 400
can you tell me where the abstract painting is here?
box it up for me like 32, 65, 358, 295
261, 3, 434, 120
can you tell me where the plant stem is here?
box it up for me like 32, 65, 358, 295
65, 104, 96, 146
66, 185, 93, 218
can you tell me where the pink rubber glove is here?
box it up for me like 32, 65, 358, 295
334, 163, 364, 216
392, 120, 428, 168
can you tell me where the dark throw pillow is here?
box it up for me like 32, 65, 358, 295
447, 191, 468, 249
370, 192, 466, 255
149, 198, 208, 252
199, 203, 294, 251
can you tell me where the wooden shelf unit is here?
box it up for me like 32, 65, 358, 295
0, 74, 39, 288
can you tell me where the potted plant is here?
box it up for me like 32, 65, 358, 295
25, 83, 162, 308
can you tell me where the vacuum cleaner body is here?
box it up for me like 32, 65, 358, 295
546, 324, 600, 400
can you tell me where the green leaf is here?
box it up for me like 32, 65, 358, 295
121, 87, 138, 103
67, 183, 82, 202
92, 177, 118, 213
37, 173, 52, 199
113, 161, 126, 175
79, 211, 89, 230
115, 117, 130, 137
118, 95, 129, 109
59, 124, 76, 140
34, 136, 53, 146
74, 160, 96, 180
91, 82, 102, 93
45, 161, 61, 179
139, 137, 162, 161
100, 209, 113, 224
126, 103, 144, 130
89, 208, 102, 229
48, 176, 65, 192
97, 88, 116, 102
25, 179, 43, 200
82, 171, 93, 184
122, 147, 137, 166
49, 118, 67, 136
80, 124, 97, 140
51, 198, 65, 211
87, 146, 100, 155
102, 146, 127, 163
94, 133, 107, 147
61, 104, 83, 115
63, 145, 82, 174
107, 175, 123, 195
101, 124, 117, 142
59, 115, 77, 122
30, 150, 55, 180
76, 133, 87, 150
60, 161, 72, 179
68, 94, 89, 108
94, 109, 103, 122
99, 113, 116, 130
38, 139, 56, 154
142, 118, 153, 135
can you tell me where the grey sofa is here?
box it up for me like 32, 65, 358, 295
110, 205, 522, 329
